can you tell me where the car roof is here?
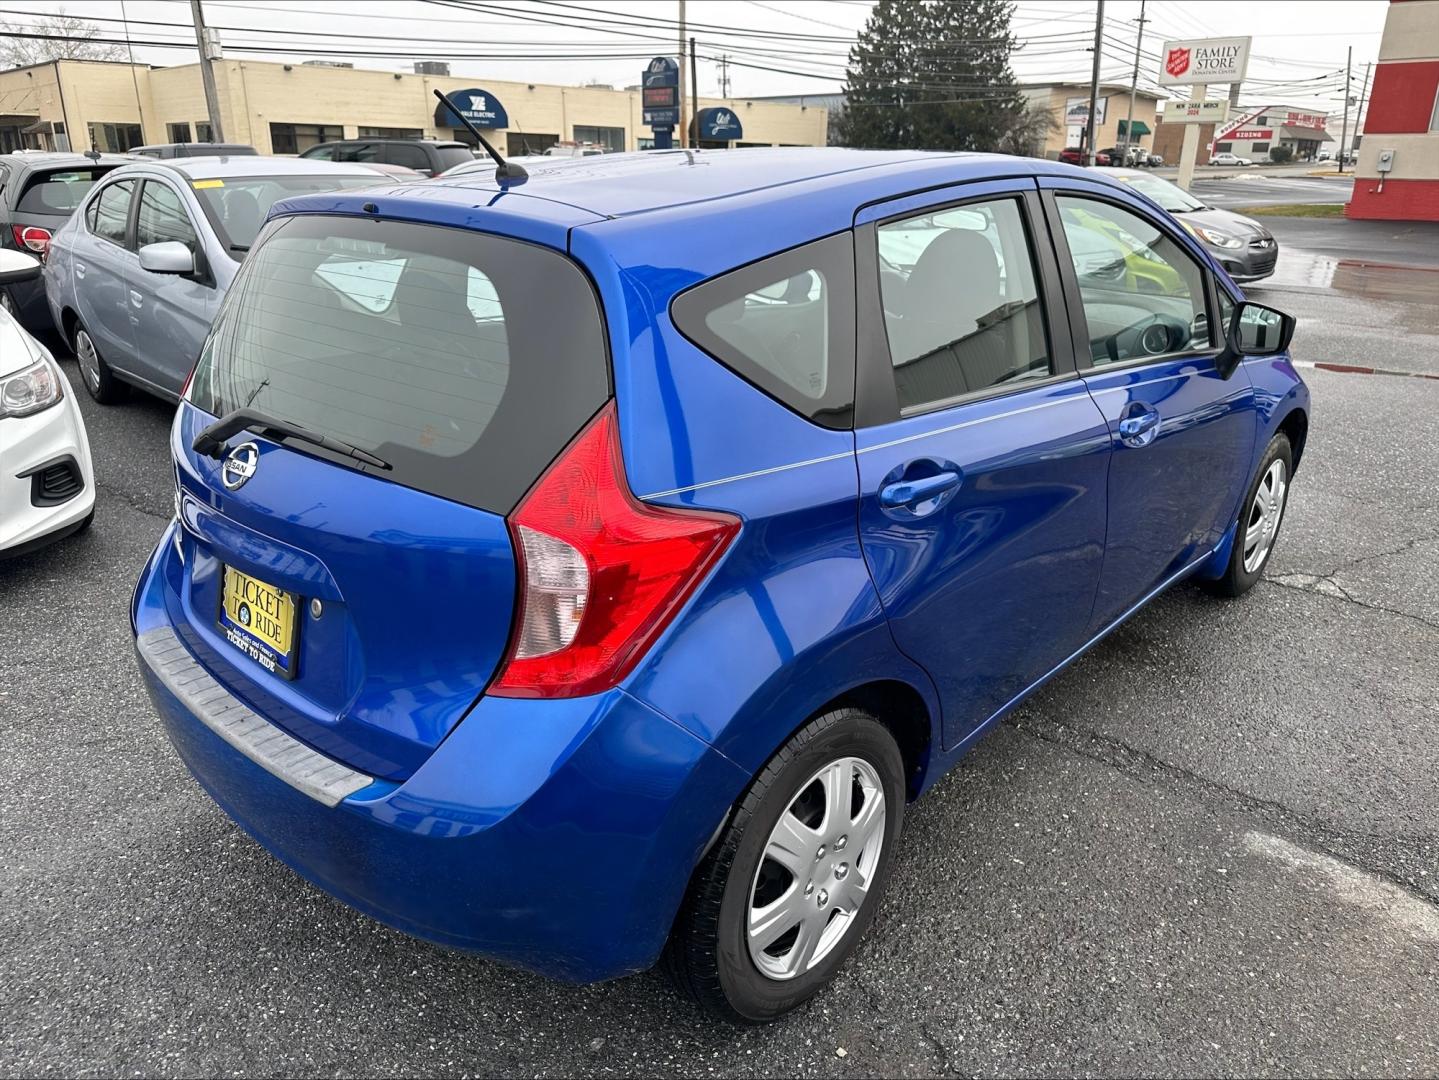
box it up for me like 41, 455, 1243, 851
313, 139, 468, 148
0, 151, 131, 172
109, 155, 393, 180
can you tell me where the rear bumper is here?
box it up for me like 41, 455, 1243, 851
133, 527, 749, 982
0, 368, 95, 557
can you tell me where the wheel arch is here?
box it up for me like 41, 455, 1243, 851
1277, 405, 1308, 472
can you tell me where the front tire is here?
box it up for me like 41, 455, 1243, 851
72, 322, 129, 405
1209, 431, 1293, 597
664, 707, 905, 1023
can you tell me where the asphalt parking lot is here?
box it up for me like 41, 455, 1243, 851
3, 214, 1437, 1077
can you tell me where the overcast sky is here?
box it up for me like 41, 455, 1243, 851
11, 0, 1389, 118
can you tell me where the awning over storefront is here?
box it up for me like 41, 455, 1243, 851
693, 107, 743, 141
1277, 125, 1332, 142
433, 88, 509, 129
1117, 119, 1151, 136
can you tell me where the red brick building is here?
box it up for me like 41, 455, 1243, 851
1348, 0, 1439, 221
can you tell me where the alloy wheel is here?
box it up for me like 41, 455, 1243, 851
1242, 458, 1288, 574
746, 756, 886, 981
74, 328, 101, 392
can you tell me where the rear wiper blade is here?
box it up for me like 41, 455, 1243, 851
192, 407, 390, 470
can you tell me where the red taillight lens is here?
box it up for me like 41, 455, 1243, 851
11, 225, 52, 256
491, 402, 741, 699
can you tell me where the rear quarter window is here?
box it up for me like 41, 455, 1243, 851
188, 215, 610, 513
670, 232, 856, 429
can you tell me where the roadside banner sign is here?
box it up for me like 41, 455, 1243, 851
1157, 37, 1252, 86
1166, 100, 1231, 124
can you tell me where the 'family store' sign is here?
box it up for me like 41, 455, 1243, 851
1158, 37, 1252, 86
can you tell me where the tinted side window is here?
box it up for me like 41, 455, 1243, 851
136, 181, 198, 252
385, 144, 430, 171
1056, 196, 1211, 366
877, 198, 1051, 411
91, 180, 135, 245
670, 233, 856, 429
304, 145, 334, 161
333, 143, 378, 163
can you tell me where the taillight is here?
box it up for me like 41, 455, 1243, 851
490, 402, 740, 699
11, 224, 52, 256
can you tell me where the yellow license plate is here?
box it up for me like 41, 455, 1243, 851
218, 566, 299, 679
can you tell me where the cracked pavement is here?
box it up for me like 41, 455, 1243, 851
2, 239, 1436, 1076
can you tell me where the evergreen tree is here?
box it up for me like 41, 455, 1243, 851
837, 0, 1028, 152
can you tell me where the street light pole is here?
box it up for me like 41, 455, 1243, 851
189, 0, 225, 143
1085, 0, 1105, 167
1337, 45, 1352, 174
1123, 0, 1148, 162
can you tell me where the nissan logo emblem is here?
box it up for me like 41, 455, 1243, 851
221, 442, 259, 490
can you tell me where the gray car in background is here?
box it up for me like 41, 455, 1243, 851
42, 156, 386, 404
1103, 167, 1279, 283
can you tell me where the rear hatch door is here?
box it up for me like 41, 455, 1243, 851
171, 212, 610, 780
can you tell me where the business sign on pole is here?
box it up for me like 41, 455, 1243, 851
1158, 37, 1251, 86
1166, 100, 1230, 124
433, 88, 509, 128
642, 56, 680, 129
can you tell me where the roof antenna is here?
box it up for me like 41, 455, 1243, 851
432, 89, 527, 185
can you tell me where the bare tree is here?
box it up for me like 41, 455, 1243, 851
0, 11, 126, 70
997, 101, 1060, 158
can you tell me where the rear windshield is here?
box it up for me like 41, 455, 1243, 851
16, 167, 114, 215
434, 146, 477, 171
190, 174, 382, 252
187, 215, 610, 513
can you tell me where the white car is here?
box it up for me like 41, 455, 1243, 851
1211, 152, 1253, 167
0, 249, 95, 558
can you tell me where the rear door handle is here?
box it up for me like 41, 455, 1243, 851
75, 262, 85, 279
879, 470, 962, 509
129, 289, 143, 308
1118, 405, 1160, 447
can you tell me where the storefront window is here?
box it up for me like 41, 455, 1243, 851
572, 125, 624, 153
167, 122, 192, 143
359, 127, 423, 138
269, 123, 343, 155
87, 123, 143, 153
196, 122, 214, 142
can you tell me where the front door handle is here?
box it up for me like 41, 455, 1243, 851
1118, 404, 1160, 447
75, 262, 86, 279
129, 289, 143, 308
879, 470, 962, 510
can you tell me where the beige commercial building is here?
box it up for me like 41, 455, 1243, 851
0, 58, 827, 157
1020, 82, 1166, 159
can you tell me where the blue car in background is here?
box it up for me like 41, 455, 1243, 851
132, 148, 1309, 1022
42, 157, 385, 405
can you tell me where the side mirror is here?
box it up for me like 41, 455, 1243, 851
1215, 300, 1295, 378
0, 248, 42, 287
138, 241, 195, 276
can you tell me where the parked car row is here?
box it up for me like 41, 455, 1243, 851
1058, 146, 1164, 168
4, 144, 1308, 1026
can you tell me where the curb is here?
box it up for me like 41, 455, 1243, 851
1295, 360, 1439, 381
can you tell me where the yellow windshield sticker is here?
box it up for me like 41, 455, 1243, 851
191, 179, 224, 189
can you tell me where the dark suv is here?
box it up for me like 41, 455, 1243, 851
299, 139, 475, 176
0, 151, 130, 330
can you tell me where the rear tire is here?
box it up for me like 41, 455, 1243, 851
1208, 432, 1293, 597
72, 322, 129, 405
664, 707, 905, 1023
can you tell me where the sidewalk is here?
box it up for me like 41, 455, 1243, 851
1262, 215, 1439, 269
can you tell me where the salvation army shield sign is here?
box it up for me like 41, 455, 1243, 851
1165, 47, 1191, 78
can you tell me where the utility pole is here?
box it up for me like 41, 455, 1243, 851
1337, 45, 1352, 174
1352, 61, 1372, 166
189, 0, 225, 142
1123, 0, 1147, 162
677, 0, 687, 149
1085, 0, 1105, 166
690, 37, 698, 143
719, 55, 731, 98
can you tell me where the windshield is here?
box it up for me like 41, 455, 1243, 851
1111, 173, 1205, 213
190, 174, 382, 252
434, 146, 476, 170
16, 167, 114, 215
187, 215, 610, 513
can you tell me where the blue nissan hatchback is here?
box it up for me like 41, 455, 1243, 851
133, 149, 1309, 1022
